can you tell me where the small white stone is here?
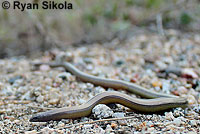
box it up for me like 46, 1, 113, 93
2, 86, 13, 96
146, 69, 155, 77
147, 127, 155, 132
34, 91, 41, 97
155, 61, 167, 69
45, 86, 52, 90
146, 121, 153, 126
79, 99, 86, 104
55, 77, 63, 83
189, 120, 197, 127
112, 112, 125, 118
182, 68, 198, 79
188, 132, 197, 134
58, 122, 65, 127
21, 91, 32, 100
165, 112, 174, 120
13, 119, 20, 124
105, 125, 113, 133
17, 86, 26, 94
112, 112, 127, 125
173, 118, 182, 126
95, 127, 105, 134
13, 79, 24, 87
49, 90, 61, 105
41, 127, 54, 133
36, 95, 44, 103
162, 57, 173, 64
83, 124, 93, 129
92, 104, 114, 119
162, 80, 171, 93
187, 95, 197, 105
86, 65, 93, 70
39, 64, 50, 71
177, 86, 188, 94
94, 86, 106, 94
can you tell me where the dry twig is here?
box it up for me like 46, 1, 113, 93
65, 116, 135, 128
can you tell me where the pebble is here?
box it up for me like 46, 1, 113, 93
41, 127, 54, 133
13, 119, 20, 124
189, 120, 197, 127
187, 95, 197, 105
182, 68, 198, 79
43, 78, 53, 85
177, 86, 188, 95
152, 80, 162, 88
162, 57, 173, 64
83, 57, 93, 64
105, 125, 113, 133
33, 91, 41, 97
21, 91, 32, 100
86, 64, 94, 70
195, 82, 200, 92
112, 112, 127, 125
31, 122, 46, 126
160, 66, 182, 76
39, 64, 50, 71
155, 61, 167, 69
173, 108, 184, 117
92, 104, 114, 119
2, 86, 14, 96
79, 98, 86, 104
111, 123, 117, 129
17, 86, 27, 94
65, 52, 74, 62
54, 77, 63, 83
185, 84, 192, 89
173, 118, 182, 127
165, 112, 175, 120
188, 88, 198, 97
13, 79, 24, 87
83, 124, 93, 129
36, 95, 44, 103
94, 86, 106, 94
112, 112, 125, 118
25, 130, 37, 134
188, 132, 197, 134
162, 80, 171, 94
95, 127, 105, 134
193, 104, 200, 113
147, 127, 155, 132
58, 72, 73, 81
49, 90, 61, 105
58, 122, 65, 127
57, 52, 74, 62
8, 76, 22, 84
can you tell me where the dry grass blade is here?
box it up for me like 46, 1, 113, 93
65, 116, 135, 128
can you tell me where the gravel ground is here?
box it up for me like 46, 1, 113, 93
0, 30, 200, 133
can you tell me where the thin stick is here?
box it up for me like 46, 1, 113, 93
156, 13, 165, 37
65, 116, 135, 128
0, 100, 31, 105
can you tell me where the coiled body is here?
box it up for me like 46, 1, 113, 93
30, 62, 188, 122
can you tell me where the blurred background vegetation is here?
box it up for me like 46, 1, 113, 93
0, 0, 199, 58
